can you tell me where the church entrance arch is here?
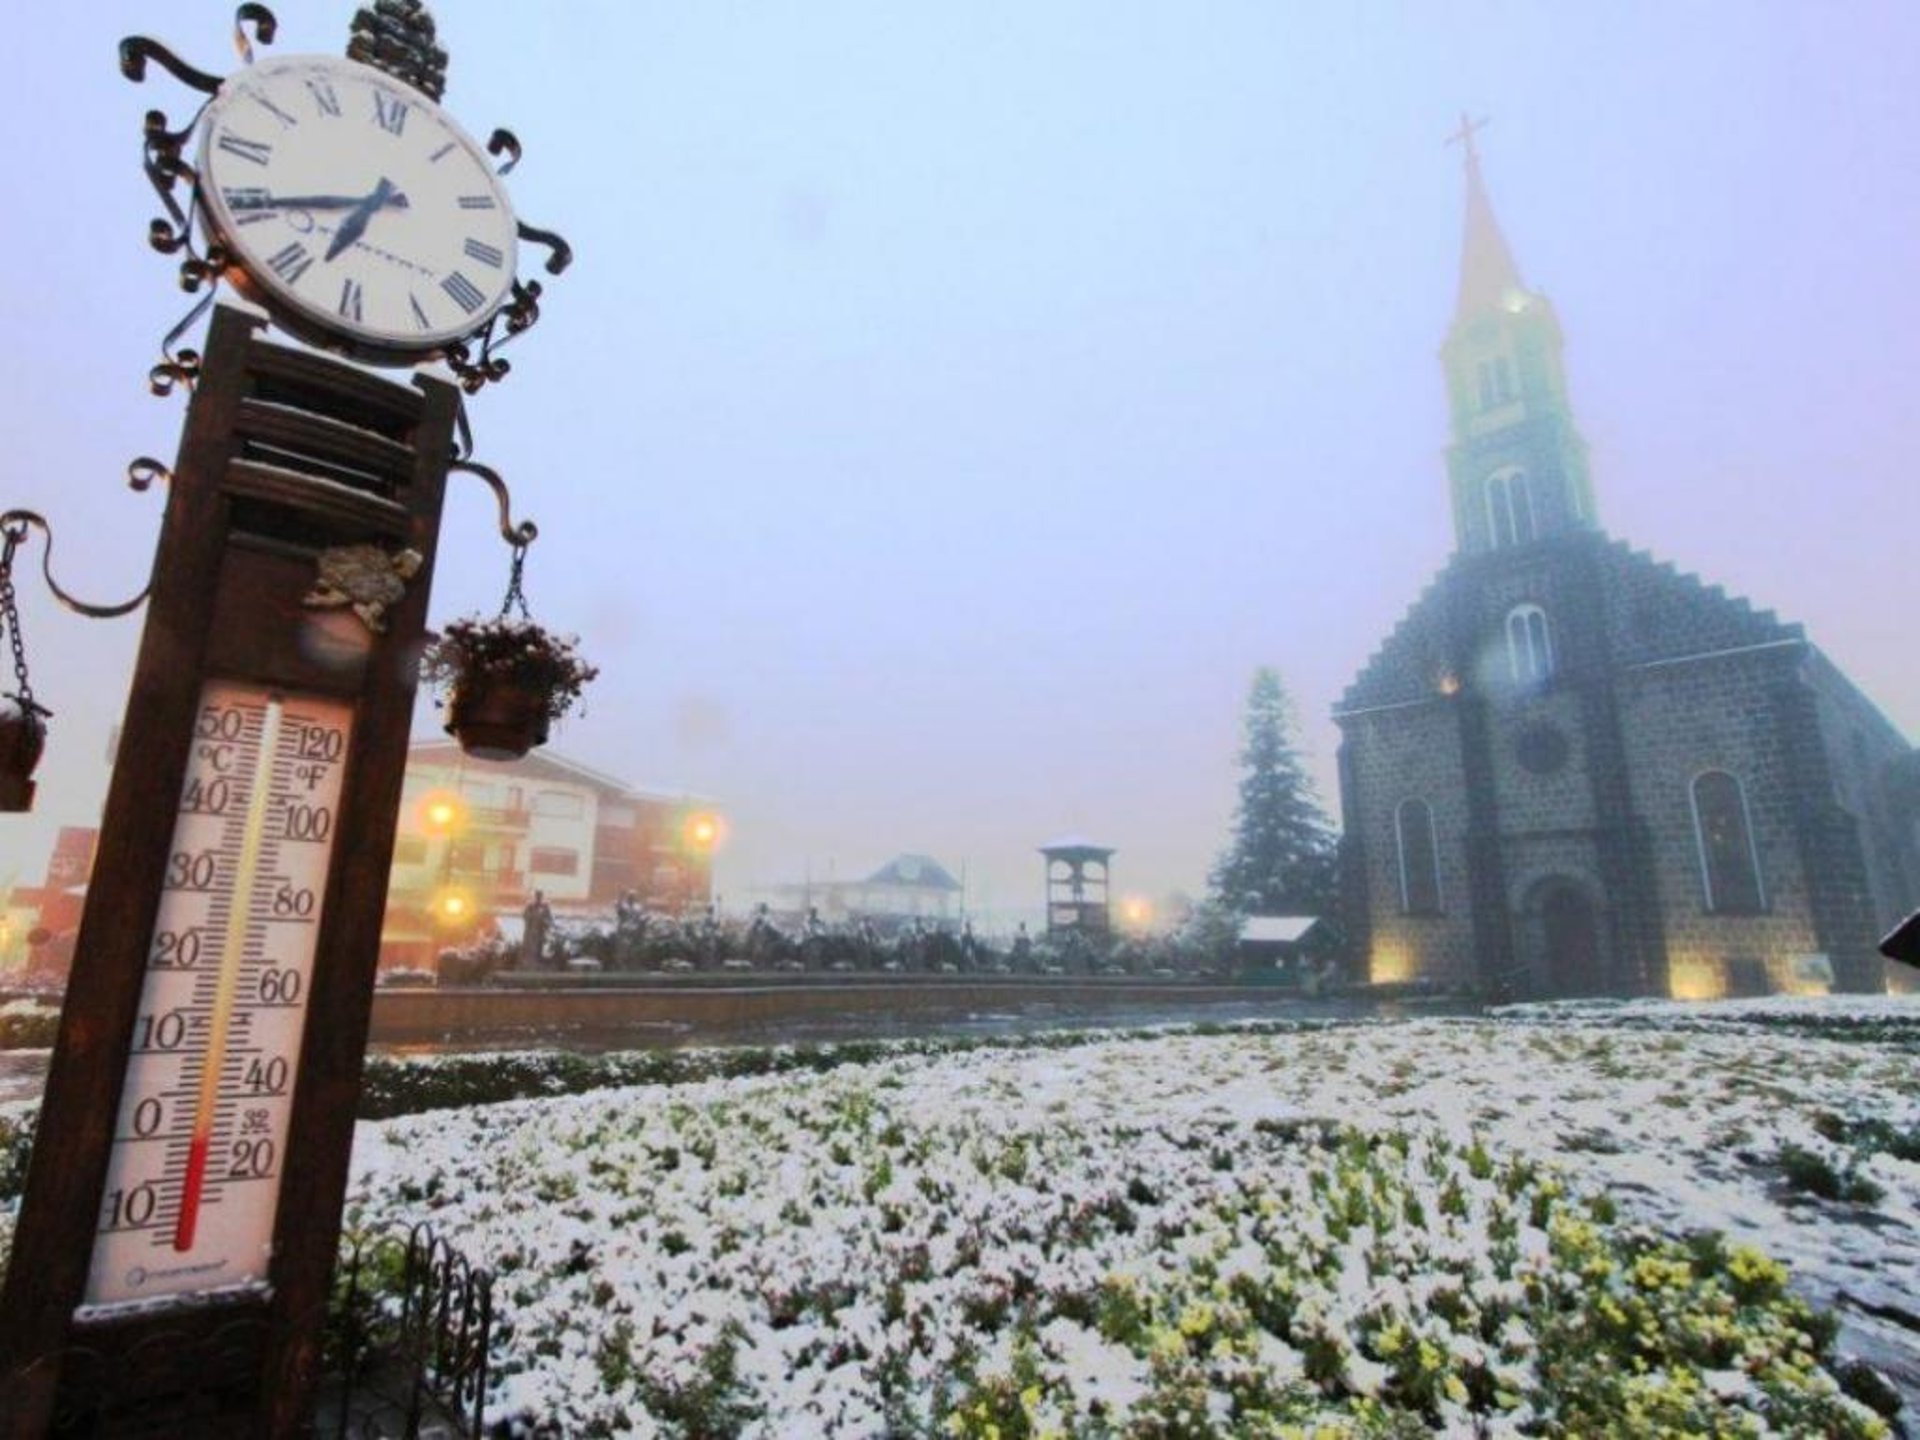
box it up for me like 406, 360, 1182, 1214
1521, 876, 1603, 997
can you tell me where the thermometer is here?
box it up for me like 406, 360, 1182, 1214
82, 680, 352, 1310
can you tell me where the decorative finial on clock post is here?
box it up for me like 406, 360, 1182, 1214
347, 0, 447, 101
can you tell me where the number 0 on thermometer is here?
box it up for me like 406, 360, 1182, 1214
84, 680, 353, 1310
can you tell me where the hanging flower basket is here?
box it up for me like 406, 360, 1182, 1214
0, 693, 47, 812
421, 617, 597, 762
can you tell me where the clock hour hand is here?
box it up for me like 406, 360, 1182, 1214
323, 178, 401, 262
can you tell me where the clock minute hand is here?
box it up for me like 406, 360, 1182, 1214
323, 178, 400, 262
264, 192, 413, 212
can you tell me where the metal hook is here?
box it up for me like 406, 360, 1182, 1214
233, 4, 278, 66
486, 128, 521, 177
447, 459, 539, 550
0, 507, 162, 620
515, 221, 572, 277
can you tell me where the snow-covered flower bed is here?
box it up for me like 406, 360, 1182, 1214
347, 1003, 1917, 1436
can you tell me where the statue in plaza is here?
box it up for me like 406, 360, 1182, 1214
801, 906, 827, 971
1009, 922, 1034, 974
521, 889, 554, 970
613, 888, 645, 968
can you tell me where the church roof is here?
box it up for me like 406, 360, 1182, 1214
1454, 123, 1526, 322
1338, 536, 1806, 716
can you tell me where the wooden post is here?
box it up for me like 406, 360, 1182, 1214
0, 304, 459, 1436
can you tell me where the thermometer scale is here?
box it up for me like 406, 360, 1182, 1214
84, 679, 353, 1309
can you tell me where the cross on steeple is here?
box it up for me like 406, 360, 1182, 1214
1445, 112, 1490, 170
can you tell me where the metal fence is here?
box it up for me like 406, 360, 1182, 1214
320, 1221, 495, 1438
12, 1222, 493, 1438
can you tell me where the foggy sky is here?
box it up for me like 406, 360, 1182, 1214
3, 2, 1916, 926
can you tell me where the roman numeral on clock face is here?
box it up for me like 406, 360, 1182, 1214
266, 242, 313, 286
224, 188, 275, 223
217, 132, 273, 166
247, 89, 299, 128
338, 278, 364, 323
373, 91, 409, 136
306, 78, 342, 117
463, 239, 505, 269
439, 271, 487, 315
458, 194, 496, 209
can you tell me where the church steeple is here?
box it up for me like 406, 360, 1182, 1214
1440, 117, 1598, 555
1454, 122, 1525, 320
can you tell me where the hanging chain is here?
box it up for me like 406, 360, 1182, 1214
0, 522, 35, 710
498, 541, 531, 621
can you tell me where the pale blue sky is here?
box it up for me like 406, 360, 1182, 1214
3, 2, 1916, 922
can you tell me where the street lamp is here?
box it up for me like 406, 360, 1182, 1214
418, 788, 475, 939
680, 810, 723, 913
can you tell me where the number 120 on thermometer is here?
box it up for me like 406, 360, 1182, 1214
84, 680, 353, 1310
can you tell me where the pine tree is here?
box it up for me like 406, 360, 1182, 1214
1211, 667, 1339, 916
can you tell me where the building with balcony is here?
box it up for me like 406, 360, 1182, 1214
380, 742, 718, 970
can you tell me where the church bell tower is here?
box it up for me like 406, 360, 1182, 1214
1441, 117, 1599, 556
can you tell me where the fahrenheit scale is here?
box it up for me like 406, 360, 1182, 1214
84, 679, 353, 1309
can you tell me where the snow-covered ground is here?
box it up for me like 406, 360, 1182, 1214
345, 996, 1918, 1436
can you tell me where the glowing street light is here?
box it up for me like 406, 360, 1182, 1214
1120, 896, 1153, 931
429, 884, 477, 930
682, 811, 723, 853
418, 788, 467, 836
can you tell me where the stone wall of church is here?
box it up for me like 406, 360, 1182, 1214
1485, 689, 1596, 831
1340, 701, 1479, 988
1805, 650, 1920, 936
1617, 647, 1823, 997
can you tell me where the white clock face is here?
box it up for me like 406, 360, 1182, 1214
197, 56, 518, 353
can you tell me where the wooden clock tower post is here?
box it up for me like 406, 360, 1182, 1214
0, 5, 569, 1433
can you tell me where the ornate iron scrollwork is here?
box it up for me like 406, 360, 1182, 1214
122, 8, 282, 397
121, 2, 570, 395
448, 458, 539, 550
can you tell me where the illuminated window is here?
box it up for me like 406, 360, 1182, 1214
1691, 771, 1765, 913
1486, 468, 1535, 548
1506, 604, 1554, 683
1395, 799, 1442, 914
531, 847, 579, 876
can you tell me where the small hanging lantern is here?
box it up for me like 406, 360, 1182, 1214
420, 538, 596, 762
0, 523, 50, 811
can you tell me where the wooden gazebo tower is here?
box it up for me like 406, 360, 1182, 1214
1041, 835, 1114, 937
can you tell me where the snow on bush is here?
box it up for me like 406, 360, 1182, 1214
347, 1017, 1912, 1436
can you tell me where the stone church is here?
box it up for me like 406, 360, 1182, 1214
1334, 134, 1918, 1000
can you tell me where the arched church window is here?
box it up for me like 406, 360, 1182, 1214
1486, 468, 1535, 548
1505, 604, 1554, 684
1690, 771, 1766, 913
1509, 472, 1534, 541
1395, 799, 1441, 914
